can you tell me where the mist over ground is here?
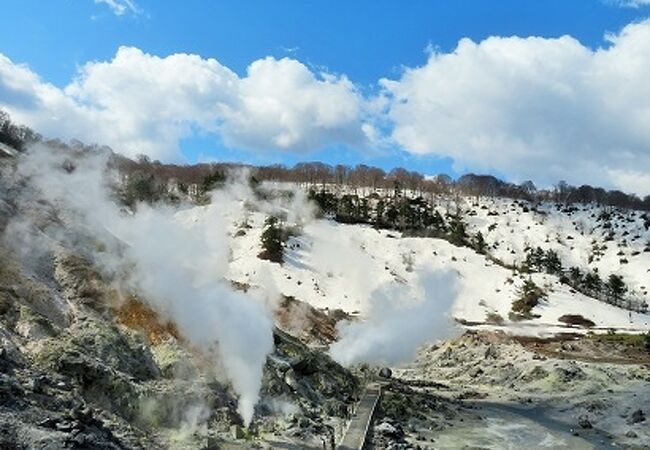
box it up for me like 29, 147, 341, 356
329, 269, 459, 367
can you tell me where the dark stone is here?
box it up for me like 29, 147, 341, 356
627, 409, 645, 424
578, 416, 592, 429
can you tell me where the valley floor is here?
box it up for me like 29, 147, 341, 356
373, 331, 650, 450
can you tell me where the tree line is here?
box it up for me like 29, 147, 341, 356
523, 246, 647, 313
2, 109, 649, 211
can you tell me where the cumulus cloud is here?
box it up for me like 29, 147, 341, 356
3, 20, 650, 194
381, 20, 650, 194
0, 48, 373, 161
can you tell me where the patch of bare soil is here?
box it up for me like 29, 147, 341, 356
275, 295, 351, 345
514, 333, 650, 365
113, 295, 180, 345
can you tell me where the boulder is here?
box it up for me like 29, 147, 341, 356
578, 415, 592, 429
627, 409, 645, 424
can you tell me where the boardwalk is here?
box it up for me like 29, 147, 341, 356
338, 383, 382, 450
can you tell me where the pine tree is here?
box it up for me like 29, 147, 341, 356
309, 189, 337, 216
122, 172, 159, 208
447, 216, 468, 247
511, 278, 546, 320
583, 271, 602, 296
359, 198, 370, 223
259, 216, 284, 263
569, 266, 582, 284
374, 199, 385, 228
429, 210, 445, 232
385, 203, 399, 229
543, 249, 562, 275
336, 195, 357, 223
473, 231, 487, 254
607, 274, 627, 305
524, 247, 545, 272
399, 200, 414, 230
201, 171, 226, 192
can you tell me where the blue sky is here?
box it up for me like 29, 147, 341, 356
2, 1, 645, 85
1, 1, 650, 192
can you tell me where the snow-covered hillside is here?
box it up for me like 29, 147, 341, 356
176, 190, 650, 337
462, 197, 650, 299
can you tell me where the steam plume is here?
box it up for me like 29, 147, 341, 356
10, 145, 275, 425
329, 269, 458, 366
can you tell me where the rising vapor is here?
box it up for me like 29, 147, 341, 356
9, 144, 276, 425
329, 269, 459, 367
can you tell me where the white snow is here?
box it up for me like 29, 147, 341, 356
175, 190, 650, 337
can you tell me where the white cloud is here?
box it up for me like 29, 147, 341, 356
220, 57, 369, 152
609, 0, 650, 8
381, 20, 650, 194
0, 47, 373, 161
3, 20, 650, 195
607, 169, 650, 195
94, 0, 139, 16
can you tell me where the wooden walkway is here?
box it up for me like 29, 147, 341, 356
338, 383, 382, 450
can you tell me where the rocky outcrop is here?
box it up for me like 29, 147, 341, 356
1, 231, 360, 449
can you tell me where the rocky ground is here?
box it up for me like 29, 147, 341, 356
3, 240, 649, 450
0, 240, 363, 449
386, 331, 650, 449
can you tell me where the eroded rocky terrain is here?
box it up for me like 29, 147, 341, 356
389, 331, 650, 449
0, 155, 363, 449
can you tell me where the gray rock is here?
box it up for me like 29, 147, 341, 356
484, 345, 499, 359
553, 364, 586, 383
578, 415, 592, 429
376, 421, 398, 436
627, 409, 645, 424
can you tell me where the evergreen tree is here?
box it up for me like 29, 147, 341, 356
429, 210, 445, 232
583, 271, 602, 295
385, 203, 399, 229
374, 199, 385, 228
336, 195, 358, 223
259, 216, 284, 263
524, 247, 545, 272
447, 216, 469, 247
543, 249, 562, 275
201, 171, 226, 192
399, 200, 414, 230
472, 231, 487, 254
309, 190, 337, 216
568, 266, 582, 285
511, 278, 546, 319
122, 172, 160, 208
359, 198, 370, 223
607, 274, 627, 305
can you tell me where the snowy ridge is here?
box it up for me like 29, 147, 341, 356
462, 198, 649, 298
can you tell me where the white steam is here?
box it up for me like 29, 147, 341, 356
329, 269, 458, 367
13, 145, 276, 426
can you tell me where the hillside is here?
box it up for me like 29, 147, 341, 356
177, 187, 650, 342
1, 146, 649, 449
